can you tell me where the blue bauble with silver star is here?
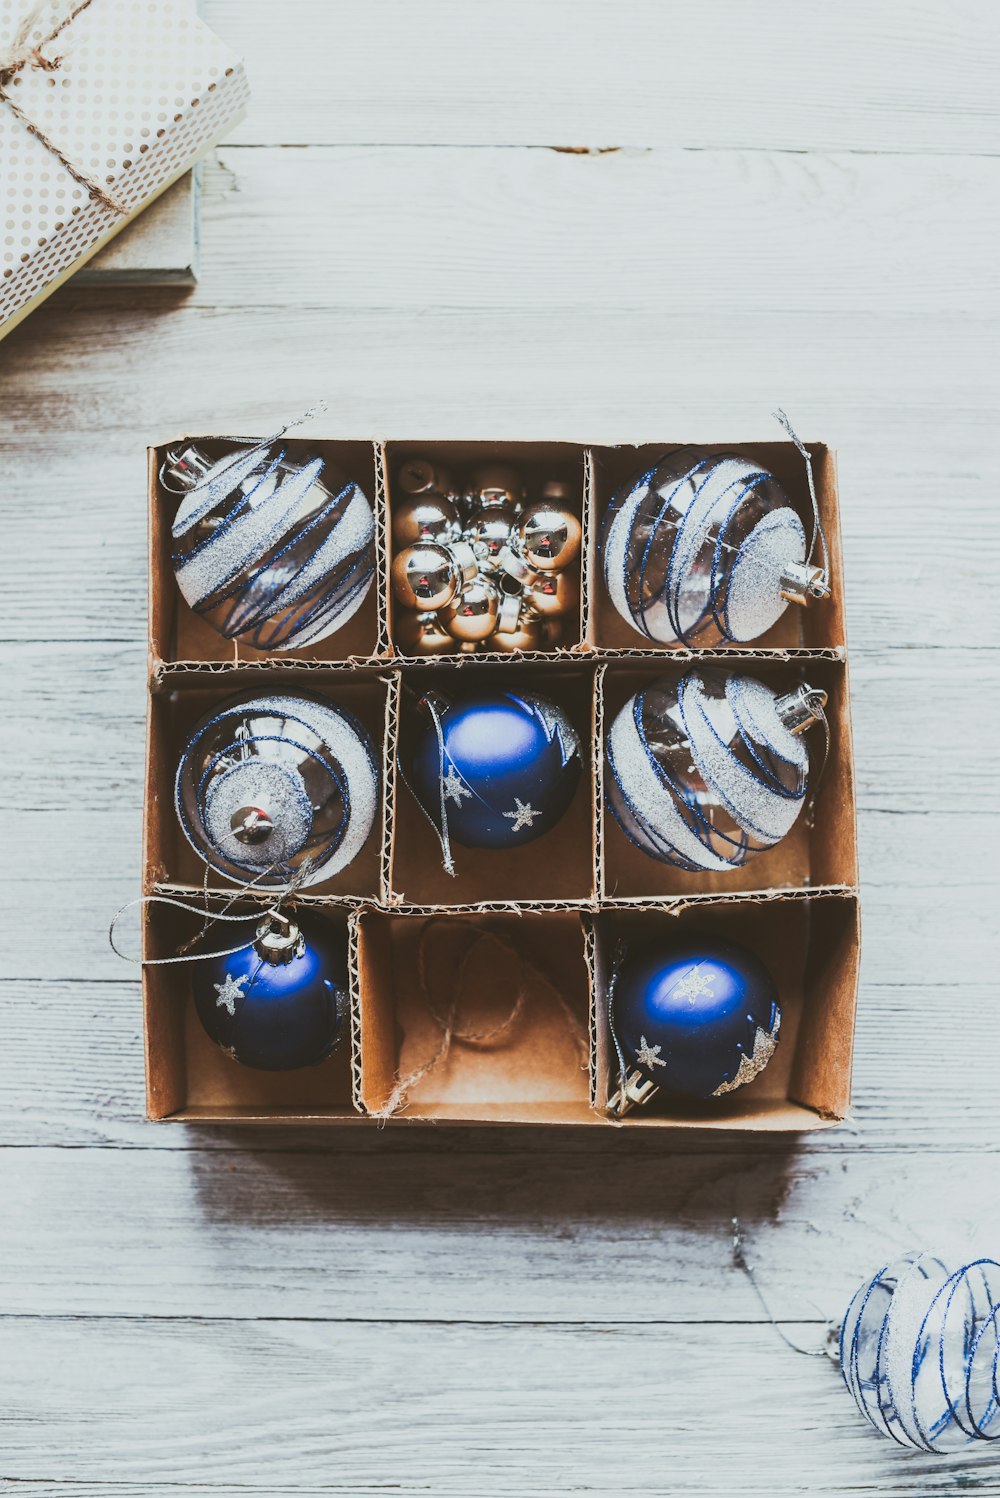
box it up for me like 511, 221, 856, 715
191, 911, 348, 1070
608, 935, 780, 1109
410, 690, 582, 849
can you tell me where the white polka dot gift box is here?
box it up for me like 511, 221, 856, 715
0, 0, 248, 339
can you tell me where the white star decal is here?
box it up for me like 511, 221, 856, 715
503, 798, 541, 832
214, 972, 247, 1015
673, 966, 715, 1003
635, 1035, 666, 1070
442, 768, 472, 806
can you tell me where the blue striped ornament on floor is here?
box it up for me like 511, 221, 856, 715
605, 668, 825, 871
600, 447, 826, 646
841, 1254, 1000, 1451
175, 691, 380, 888
164, 439, 376, 650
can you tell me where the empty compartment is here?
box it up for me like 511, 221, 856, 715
389, 662, 597, 906
590, 891, 860, 1130
384, 441, 586, 661
599, 656, 856, 901
587, 441, 846, 654
143, 899, 359, 1122
145, 670, 393, 902
355, 909, 595, 1123
149, 436, 384, 665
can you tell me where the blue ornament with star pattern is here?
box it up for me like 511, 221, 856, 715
409, 689, 582, 850
190, 911, 348, 1071
607, 933, 780, 1112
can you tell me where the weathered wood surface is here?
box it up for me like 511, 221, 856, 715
1, 0, 999, 1492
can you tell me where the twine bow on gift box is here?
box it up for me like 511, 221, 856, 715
0, 0, 127, 215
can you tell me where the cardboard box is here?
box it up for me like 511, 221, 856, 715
143, 435, 860, 1130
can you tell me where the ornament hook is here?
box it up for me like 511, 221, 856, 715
772, 408, 831, 600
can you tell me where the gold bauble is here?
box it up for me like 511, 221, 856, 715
523, 569, 580, 619
391, 542, 460, 611
442, 576, 501, 642
491, 612, 545, 652
467, 463, 524, 511
391, 494, 461, 548
394, 609, 455, 656
518, 499, 582, 573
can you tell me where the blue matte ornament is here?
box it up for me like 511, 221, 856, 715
409, 689, 582, 853
606, 934, 780, 1112
191, 911, 348, 1071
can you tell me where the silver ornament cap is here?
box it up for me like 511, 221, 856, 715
254, 911, 306, 965
774, 682, 827, 736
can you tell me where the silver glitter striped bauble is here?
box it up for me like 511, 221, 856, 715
168, 440, 376, 651
841, 1254, 1000, 1451
600, 448, 806, 646
175, 692, 380, 888
605, 669, 810, 871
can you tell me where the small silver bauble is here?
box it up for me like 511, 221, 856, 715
466, 464, 524, 511
442, 576, 501, 643
394, 609, 455, 656
464, 503, 516, 562
391, 493, 462, 548
518, 498, 582, 573
391, 542, 461, 612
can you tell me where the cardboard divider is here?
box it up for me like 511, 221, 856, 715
148, 437, 384, 665
588, 890, 859, 1130
143, 899, 359, 1122
587, 442, 846, 654
354, 909, 596, 1123
599, 656, 857, 902
388, 661, 597, 907
383, 441, 588, 662
145, 670, 394, 901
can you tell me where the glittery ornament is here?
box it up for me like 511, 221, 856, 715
841, 1254, 1000, 1451
600, 447, 830, 646
409, 690, 582, 853
441, 576, 501, 643
606, 935, 780, 1112
518, 495, 582, 572
191, 911, 348, 1071
605, 669, 826, 871
164, 440, 376, 651
394, 610, 455, 656
391, 541, 463, 611
175, 691, 379, 887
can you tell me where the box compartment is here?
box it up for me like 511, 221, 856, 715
384, 441, 588, 662
388, 662, 598, 907
354, 909, 595, 1123
149, 437, 386, 666
144, 900, 359, 1122
589, 890, 860, 1130
598, 656, 857, 901
144, 670, 396, 903
587, 442, 846, 655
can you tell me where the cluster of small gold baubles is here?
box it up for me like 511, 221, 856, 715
390, 459, 581, 654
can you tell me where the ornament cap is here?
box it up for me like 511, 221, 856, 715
774, 682, 828, 736
780, 561, 831, 606
161, 443, 214, 494
254, 911, 306, 965
230, 805, 274, 845
496, 591, 523, 634
605, 1068, 659, 1117
451, 539, 480, 582
495, 542, 535, 585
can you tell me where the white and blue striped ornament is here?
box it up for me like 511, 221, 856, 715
605, 668, 822, 872
600, 447, 817, 646
175, 691, 380, 888
166, 439, 376, 651
841, 1253, 1000, 1451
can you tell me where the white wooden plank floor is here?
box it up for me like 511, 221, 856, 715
1, 2, 999, 1492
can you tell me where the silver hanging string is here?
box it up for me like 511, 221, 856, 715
158, 401, 329, 492
772, 408, 830, 581
394, 686, 457, 878
604, 939, 631, 1116
732, 1216, 837, 1359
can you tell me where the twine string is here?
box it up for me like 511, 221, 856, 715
0, 0, 129, 214
374, 919, 589, 1119
732, 1216, 836, 1359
